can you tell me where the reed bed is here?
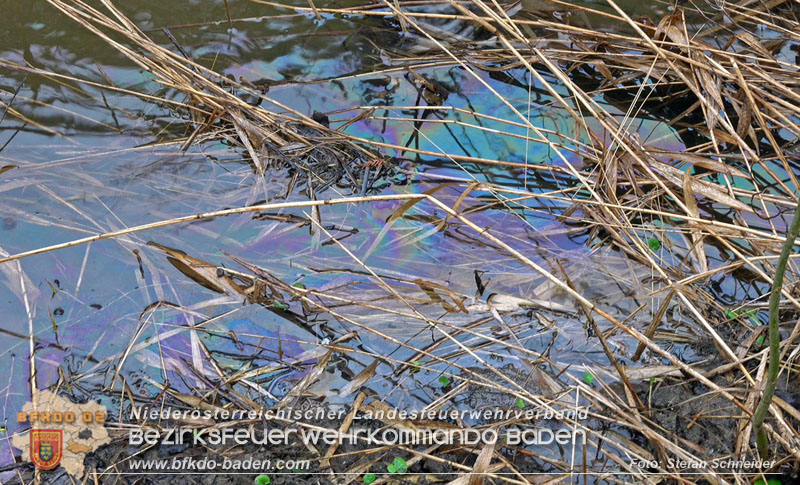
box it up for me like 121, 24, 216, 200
3, 0, 800, 482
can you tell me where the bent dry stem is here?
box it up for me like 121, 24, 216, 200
754, 201, 800, 458
7, 0, 800, 481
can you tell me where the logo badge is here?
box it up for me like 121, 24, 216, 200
30, 429, 62, 470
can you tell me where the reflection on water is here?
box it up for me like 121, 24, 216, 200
0, 0, 719, 474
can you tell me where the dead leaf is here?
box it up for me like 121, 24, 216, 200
0, 165, 17, 176
466, 439, 496, 485
414, 278, 468, 313
278, 350, 333, 407
648, 149, 748, 178
682, 172, 708, 274
339, 359, 379, 397
148, 242, 246, 296
648, 160, 756, 213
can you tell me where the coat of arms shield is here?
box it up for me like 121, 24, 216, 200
30, 429, 63, 470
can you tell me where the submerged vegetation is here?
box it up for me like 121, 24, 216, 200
1, 0, 800, 482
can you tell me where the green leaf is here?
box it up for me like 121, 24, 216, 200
516, 398, 525, 409
254, 475, 271, 485
272, 301, 289, 311
754, 480, 782, 485
409, 360, 422, 374
363, 473, 377, 484
292, 282, 306, 289
755, 335, 765, 348
648, 237, 661, 251
583, 372, 595, 386
387, 464, 397, 474
393, 457, 408, 472
438, 375, 451, 387
724, 309, 737, 319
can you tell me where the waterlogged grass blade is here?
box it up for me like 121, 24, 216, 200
339, 358, 379, 397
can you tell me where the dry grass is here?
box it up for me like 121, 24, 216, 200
3, 0, 800, 482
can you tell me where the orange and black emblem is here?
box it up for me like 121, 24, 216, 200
30, 429, 62, 470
